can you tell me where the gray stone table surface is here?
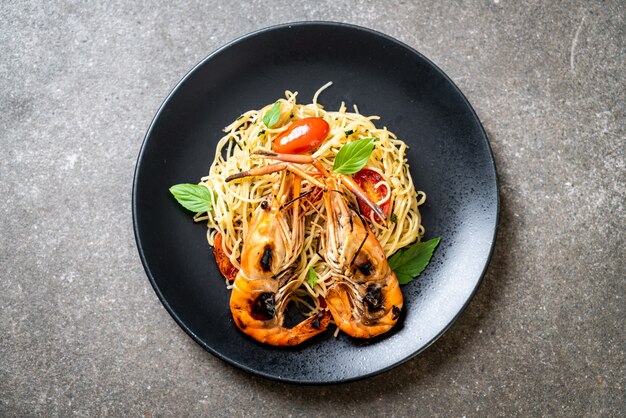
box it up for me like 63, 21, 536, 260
1, 0, 624, 416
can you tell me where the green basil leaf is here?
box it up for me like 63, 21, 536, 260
388, 237, 440, 285
307, 267, 318, 288
263, 102, 281, 128
169, 183, 213, 213
332, 137, 376, 174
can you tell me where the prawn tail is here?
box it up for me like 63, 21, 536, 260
267, 310, 332, 346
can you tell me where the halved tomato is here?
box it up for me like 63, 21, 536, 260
272, 117, 329, 154
353, 168, 391, 222
213, 232, 238, 281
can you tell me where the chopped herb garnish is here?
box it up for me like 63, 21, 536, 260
263, 102, 281, 128
390, 213, 397, 223
257, 129, 266, 137
344, 129, 354, 136
307, 268, 318, 288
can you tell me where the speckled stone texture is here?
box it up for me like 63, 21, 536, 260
1, 1, 623, 416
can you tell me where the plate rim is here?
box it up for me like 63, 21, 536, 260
132, 20, 500, 385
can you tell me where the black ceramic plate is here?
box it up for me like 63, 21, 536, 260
133, 22, 498, 384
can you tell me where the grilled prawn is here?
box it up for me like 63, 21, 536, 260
226, 172, 330, 346
322, 177, 403, 338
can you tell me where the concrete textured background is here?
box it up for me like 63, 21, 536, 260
1, 0, 624, 416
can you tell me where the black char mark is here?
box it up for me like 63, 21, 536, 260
260, 245, 272, 272
312, 311, 326, 329
364, 285, 383, 310
356, 260, 372, 276
252, 292, 276, 320
312, 317, 321, 329
392, 305, 401, 320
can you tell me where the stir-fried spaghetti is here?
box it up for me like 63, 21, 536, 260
195, 83, 425, 318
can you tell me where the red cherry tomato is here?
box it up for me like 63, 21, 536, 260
353, 168, 391, 222
272, 117, 329, 154
213, 232, 238, 281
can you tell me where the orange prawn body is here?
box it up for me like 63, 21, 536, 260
229, 175, 330, 346
323, 178, 403, 338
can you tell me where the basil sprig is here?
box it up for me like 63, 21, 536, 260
307, 267, 318, 288
263, 102, 281, 128
332, 137, 376, 174
388, 237, 440, 284
169, 183, 214, 213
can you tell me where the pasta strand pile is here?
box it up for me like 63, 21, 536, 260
195, 83, 425, 314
